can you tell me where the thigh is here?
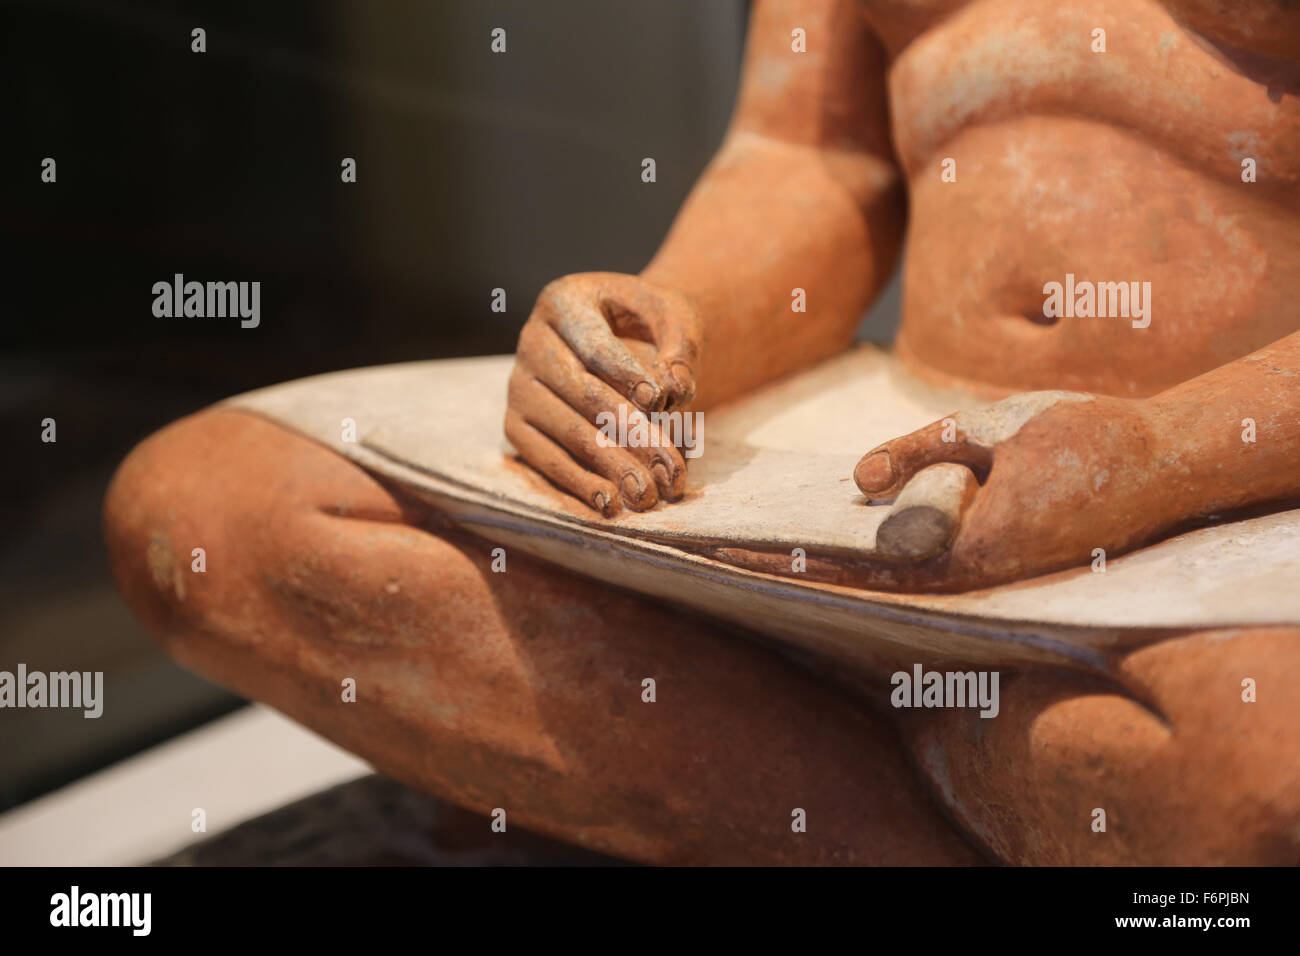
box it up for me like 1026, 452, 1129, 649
106, 408, 981, 865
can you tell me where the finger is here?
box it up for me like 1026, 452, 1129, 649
600, 275, 701, 408
652, 339, 699, 410
853, 418, 991, 501
521, 323, 687, 499
509, 369, 659, 511
624, 408, 689, 501
536, 281, 666, 412
505, 411, 620, 517
873, 463, 978, 561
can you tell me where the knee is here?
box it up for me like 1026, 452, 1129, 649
906, 633, 1300, 864
1119, 628, 1300, 865
104, 407, 324, 642
103, 410, 239, 638
105, 407, 431, 653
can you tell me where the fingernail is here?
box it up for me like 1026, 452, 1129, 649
593, 491, 610, 515
854, 450, 894, 493
620, 472, 646, 503
651, 460, 671, 489
667, 362, 695, 403
633, 381, 661, 410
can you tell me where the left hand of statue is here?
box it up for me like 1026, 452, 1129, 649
853, 391, 1175, 589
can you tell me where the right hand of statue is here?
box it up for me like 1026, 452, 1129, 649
505, 272, 702, 516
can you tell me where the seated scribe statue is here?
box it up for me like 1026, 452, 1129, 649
105, 0, 1300, 864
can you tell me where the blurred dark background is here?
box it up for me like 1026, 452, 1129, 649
0, 0, 752, 811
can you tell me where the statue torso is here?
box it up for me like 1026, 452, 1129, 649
859, 0, 1300, 395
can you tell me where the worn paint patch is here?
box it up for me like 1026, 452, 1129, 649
954, 391, 1094, 448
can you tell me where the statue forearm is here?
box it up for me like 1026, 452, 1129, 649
638, 0, 903, 409
1150, 330, 1300, 516
641, 133, 904, 408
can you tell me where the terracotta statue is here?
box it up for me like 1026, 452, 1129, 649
105, 0, 1300, 864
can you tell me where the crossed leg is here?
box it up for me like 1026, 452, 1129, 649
104, 408, 1300, 865
103, 408, 979, 865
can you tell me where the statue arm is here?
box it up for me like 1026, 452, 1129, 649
502, 1, 904, 514
1147, 329, 1300, 516
641, 0, 905, 408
